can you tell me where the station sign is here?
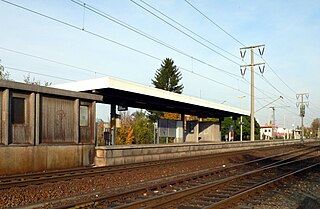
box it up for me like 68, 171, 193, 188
118, 105, 128, 111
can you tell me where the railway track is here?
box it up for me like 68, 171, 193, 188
130, 157, 320, 209
0, 144, 308, 190
33, 145, 320, 208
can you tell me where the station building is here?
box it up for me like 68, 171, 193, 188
0, 80, 102, 175
1, 77, 250, 175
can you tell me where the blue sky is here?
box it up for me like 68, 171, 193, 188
1, 0, 319, 128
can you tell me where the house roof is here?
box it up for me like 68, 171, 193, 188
53, 76, 250, 118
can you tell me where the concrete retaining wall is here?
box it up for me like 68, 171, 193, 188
0, 144, 95, 176
95, 140, 312, 167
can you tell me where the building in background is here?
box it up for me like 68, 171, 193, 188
260, 125, 303, 140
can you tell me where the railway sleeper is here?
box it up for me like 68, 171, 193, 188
178, 205, 202, 209
223, 187, 243, 192
210, 191, 230, 196
189, 200, 212, 206
235, 205, 254, 209
227, 185, 248, 189
198, 197, 217, 202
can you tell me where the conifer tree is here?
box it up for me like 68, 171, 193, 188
149, 58, 184, 122
152, 58, 184, 93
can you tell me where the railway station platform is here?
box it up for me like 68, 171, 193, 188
94, 139, 317, 167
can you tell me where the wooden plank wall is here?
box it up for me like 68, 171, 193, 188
41, 96, 74, 143
0, 88, 96, 145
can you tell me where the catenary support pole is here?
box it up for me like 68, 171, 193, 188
240, 44, 265, 141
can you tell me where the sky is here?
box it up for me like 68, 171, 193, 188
0, 0, 319, 129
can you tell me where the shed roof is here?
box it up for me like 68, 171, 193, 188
0, 80, 103, 101
53, 76, 249, 118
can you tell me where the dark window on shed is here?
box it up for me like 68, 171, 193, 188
12, 97, 25, 124
80, 105, 89, 127
187, 121, 197, 133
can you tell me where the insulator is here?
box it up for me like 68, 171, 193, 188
258, 47, 265, 57
240, 67, 246, 76
240, 50, 246, 59
259, 65, 265, 74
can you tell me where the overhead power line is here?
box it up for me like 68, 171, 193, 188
5, 66, 76, 82
130, 0, 241, 66
263, 61, 297, 94
0, 0, 246, 96
2, 44, 251, 99
71, 0, 242, 80
0, 46, 108, 77
138, 0, 241, 61
0, 0, 161, 61
184, 0, 299, 103
1, 0, 280, 103
184, 0, 245, 47
1, 0, 305, 116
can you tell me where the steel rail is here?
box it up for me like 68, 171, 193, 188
0, 143, 310, 190
46, 145, 320, 208
136, 155, 320, 209
204, 162, 320, 208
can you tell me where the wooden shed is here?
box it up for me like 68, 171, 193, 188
0, 80, 102, 175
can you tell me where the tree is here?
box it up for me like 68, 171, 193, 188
0, 62, 10, 80
132, 111, 154, 144
116, 123, 127, 145
149, 58, 184, 122
116, 111, 154, 144
96, 119, 105, 145
116, 112, 133, 145
24, 73, 51, 86
126, 126, 134, 144
310, 118, 320, 137
221, 116, 260, 141
161, 112, 181, 120
152, 58, 183, 93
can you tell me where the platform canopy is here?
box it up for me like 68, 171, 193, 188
53, 76, 249, 118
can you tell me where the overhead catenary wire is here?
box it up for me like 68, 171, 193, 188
0, 0, 161, 59
0, 0, 283, 111
184, 1, 320, 121
2, 0, 304, 119
184, 0, 245, 47
0, 0, 251, 100
71, 0, 243, 81
184, 0, 300, 99
1, 44, 251, 100
129, 0, 241, 66
135, 0, 282, 103
263, 61, 297, 95
138, 0, 241, 61
71, 0, 282, 104
0, 0, 252, 92
5, 66, 76, 82
0, 46, 108, 77
131, 0, 292, 110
